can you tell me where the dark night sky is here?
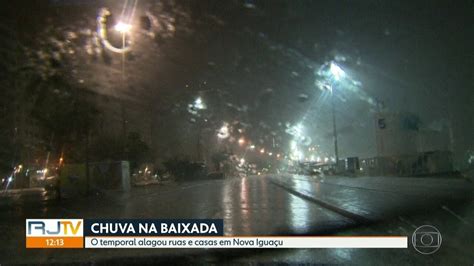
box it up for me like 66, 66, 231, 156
2, 0, 473, 166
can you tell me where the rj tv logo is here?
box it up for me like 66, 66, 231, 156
26, 219, 84, 248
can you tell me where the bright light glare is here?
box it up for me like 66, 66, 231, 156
290, 140, 297, 150
330, 62, 345, 80
290, 149, 303, 161
217, 123, 230, 139
238, 137, 245, 145
295, 123, 303, 134
194, 97, 206, 110
115, 22, 132, 33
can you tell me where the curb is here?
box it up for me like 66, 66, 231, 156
270, 179, 372, 224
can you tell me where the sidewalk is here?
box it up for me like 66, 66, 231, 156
270, 174, 474, 222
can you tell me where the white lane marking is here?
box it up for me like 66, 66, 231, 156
441, 205, 470, 225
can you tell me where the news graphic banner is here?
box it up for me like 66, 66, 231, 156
26, 219, 408, 249
26, 219, 84, 248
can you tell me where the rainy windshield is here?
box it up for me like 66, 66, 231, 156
1, 0, 473, 264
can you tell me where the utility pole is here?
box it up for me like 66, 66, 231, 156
331, 85, 339, 170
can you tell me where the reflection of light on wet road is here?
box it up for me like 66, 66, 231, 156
289, 179, 310, 233
222, 178, 234, 235
258, 176, 268, 203
328, 186, 372, 217
239, 177, 251, 234
297, 178, 372, 218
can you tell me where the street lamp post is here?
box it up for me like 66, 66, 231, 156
328, 62, 345, 171
330, 83, 339, 168
114, 21, 132, 159
192, 97, 207, 161
114, 21, 132, 79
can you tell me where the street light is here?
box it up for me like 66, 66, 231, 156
114, 21, 132, 33
194, 97, 206, 110
330, 62, 345, 81
97, 9, 132, 54
217, 123, 229, 139
114, 21, 132, 79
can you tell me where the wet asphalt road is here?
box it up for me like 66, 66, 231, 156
0, 175, 473, 264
